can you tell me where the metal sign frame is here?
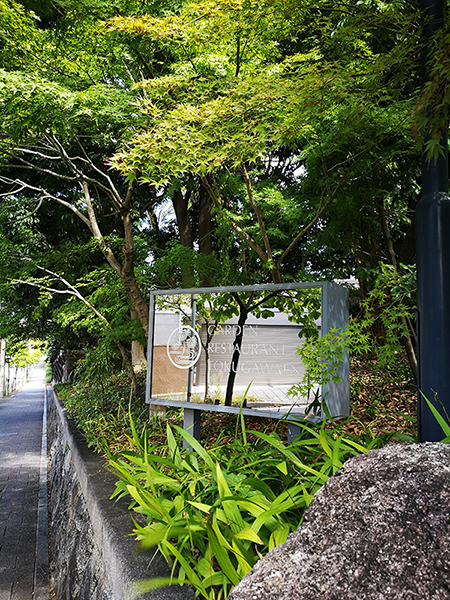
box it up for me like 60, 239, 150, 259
145, 281, 349, 424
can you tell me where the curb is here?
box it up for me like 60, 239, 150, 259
33, 386, 49, 600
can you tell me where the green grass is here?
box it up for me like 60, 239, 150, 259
107, 407, 407, 600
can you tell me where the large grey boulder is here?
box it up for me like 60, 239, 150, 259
229, 443, 450, 600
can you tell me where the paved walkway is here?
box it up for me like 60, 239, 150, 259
0, 363, 49, 600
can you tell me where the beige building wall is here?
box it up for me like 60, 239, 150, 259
151, 345, 188, 395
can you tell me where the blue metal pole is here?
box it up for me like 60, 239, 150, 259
416, 0, 450, 441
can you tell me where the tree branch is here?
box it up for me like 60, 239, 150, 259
14, 265, 109, 326
14, 146, 62, 161
13, 264, 139, 393
201, 174, 269, 264
241, 162, 273, 263
74, 138, 124, 211
0, 176, 92, 228
8, 154, 79, 181
278, 189, 332, 266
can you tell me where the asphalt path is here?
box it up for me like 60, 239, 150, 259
0, 363, 49, 600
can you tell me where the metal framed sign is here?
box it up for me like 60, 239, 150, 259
145, 282, 349, 436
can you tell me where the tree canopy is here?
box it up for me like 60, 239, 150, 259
0, 0, 442, 379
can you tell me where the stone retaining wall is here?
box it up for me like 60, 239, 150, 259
47, 387, 194, 600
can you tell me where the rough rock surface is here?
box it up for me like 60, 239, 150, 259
48, 393, 112, 600
229, 443, 450, 600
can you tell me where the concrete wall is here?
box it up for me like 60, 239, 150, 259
0, 364, 28, 397
152, 346, 188, 395
48, 388, 194, 600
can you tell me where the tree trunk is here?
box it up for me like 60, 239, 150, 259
131, 340, 146, 371
271, 263, 282, 284
121, 269, 150, 339
172, 188, 194, 286
173, 188, 193, 248
198, 183, 213, 287
131, 311, 147, 371
80, 181, 150, 341
224, 308, 249, 407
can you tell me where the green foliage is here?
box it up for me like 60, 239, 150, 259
350, 263, 416, 369
289, 265, 416, 408
105, 0, 422, 286
0, 0, 168, 353
422, 393, 450, 442
288, 327, 348, 409
52, 267, 146, 346
76, 339, 122, 385
0, 0, 425, 359
45, 362, 52, 383
0, 69, 134, 148
5, 338, 44, 367
154, 242, 225, 289
412, 25, 450, 161
107, 411, 390, 599
56, 370, 153, 452
109, 0, 420, 186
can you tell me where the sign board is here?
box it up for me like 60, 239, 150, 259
197, 311, 309, 389
146, 282, 349, 420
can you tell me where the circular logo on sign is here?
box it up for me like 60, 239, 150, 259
167, 325, 202, 369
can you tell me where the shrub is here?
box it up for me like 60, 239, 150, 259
107, 411, 403, 600
54, 370, 166, 453
45, 362, 52, 384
